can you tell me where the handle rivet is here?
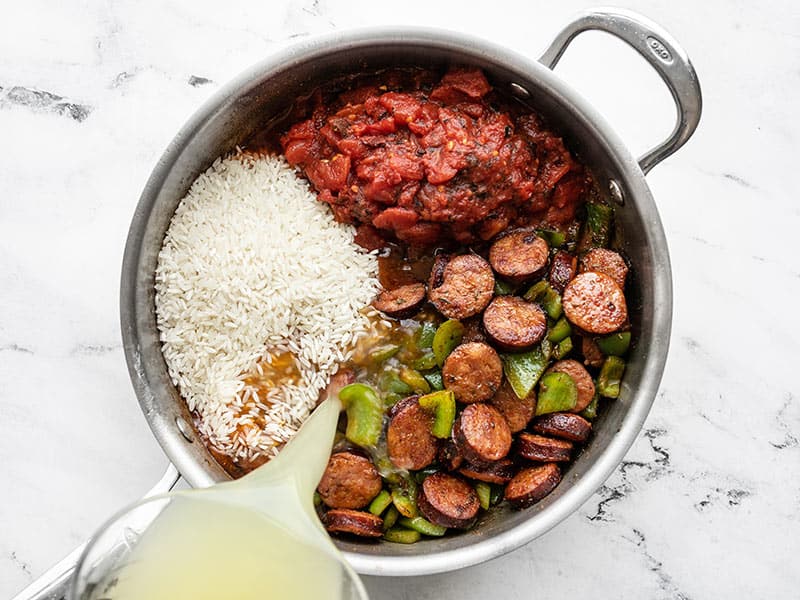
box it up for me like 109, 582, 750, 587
175, 416, 195, 443
608, 180, 624, 205
509, 82, 531, 98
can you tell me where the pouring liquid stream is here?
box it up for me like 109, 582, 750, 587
80, 398, 362, 600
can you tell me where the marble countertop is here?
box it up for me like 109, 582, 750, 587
2, 1, 798, 598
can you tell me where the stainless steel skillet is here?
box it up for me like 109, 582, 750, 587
13, 8, 700, 598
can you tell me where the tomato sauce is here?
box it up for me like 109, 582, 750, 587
280, 68, 589, 247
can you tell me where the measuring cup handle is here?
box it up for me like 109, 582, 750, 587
539, 8, 702, 174
10, 464, 180, 600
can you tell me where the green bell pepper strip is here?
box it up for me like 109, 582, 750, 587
501, 341, 551, 400
494, 279, 515, 295
391, 478, 419, 518
547, 317, 572, 344
597, 331, 631, 356
370, 344, 401, 363
432, 319, 464, 367
382, 505, 400, 531
536, 372, 578, 415
585, 202, 613, 248
399, 367, 431, 394
489, 484, 505, 506
313, 491, 322, 508
368, 490, 393, 516
553, 336, 573, 360
423, 370, 444, 391
475, 482, 492, 511
524, 281, 563, 319
580, 392, 600, 420
413, 352, 438, 371
378, 371, 413, 396
338, 383, 384, 447
415, 321, 437, 350
418, 390, 456, 439
384, 527, 421, 544
598, 356, 626, 398
398, 516, 447, 537
536, 228, 566, 248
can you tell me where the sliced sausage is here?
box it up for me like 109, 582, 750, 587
482, 296, 547, 351
562, 272, 628, 334
517, 433, 573, 462
317, 452, 383, 509
323, 508, 384, 538
438, 439, 464, 471
428, 254, 495, 319
387, 397, 438, 470
546, 359, 596, 413
548, 250, 578, 293
443, 342, 503, 403
418, 472, 480, 528
505, 463, 562, 509
372, 283, 427, 319
489, 380, 536, 433
531, 412, 592, 444
489, 228, 549, 283
459, 458, 516, 484
453, 403, 512, 464
580, 248, 628, 289
581, 336, 604, 368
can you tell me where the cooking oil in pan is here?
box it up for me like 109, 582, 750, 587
76, 398, 367, 600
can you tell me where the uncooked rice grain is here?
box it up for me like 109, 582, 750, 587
155, 152, 379, 463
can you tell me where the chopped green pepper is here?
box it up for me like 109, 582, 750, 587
398, 516, 447, 537
597, 331, 631, 356
536, 372, 578, 415
313, 491, 322, 508
585, 202, 613, 248
382, 505, 400, 531
502, 342, 551, 400
580, 392, 600, 420
598, 356, 625, 398
547, 317, 572, 344
489, 484, 505, 506
524, 280, 563, 319
391, 478, 419, 518
415, 321, 437, 350
413, 466, 439, 484
368, 490, 393, 516
536, 228, 566, 248
338, 383, 384, 447
418, 390, 456, 438
553, 336, 573, 359
384, 527, 421, 544
423, 370, 444, 391
413, 352, 438, 371
475, 482, 492, 510
370, 344, 401, 363
399, 367, 431, 394
494, 279, 515, 295
378, 371, 413, 396
432, 319, 464, 367
375, 456, 402, 486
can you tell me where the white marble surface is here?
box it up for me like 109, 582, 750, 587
2, 0, 799, 598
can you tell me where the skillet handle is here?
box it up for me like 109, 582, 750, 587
9, 464, 181, 600
539, 8, 702, 174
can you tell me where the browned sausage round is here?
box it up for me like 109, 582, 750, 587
580, 248, 628, 289
531, 412, 592, 444
459, 458, 516, 484
323, 508, 384, 538
489, 228, 549, 283
438, 439, 464, 471
372, 282, 427, 319
453, 403, 512, 464
387, 397, 438, 470
505, 463, 562, 509
317, 452, 383, 509
516, 433, 573, 462
546, 359, 596, 412
418, 472, 480, 528
562, 272, 628, 334
428, 254, 495, 319
489, 380, 536, 433
443, 342, 503, 403
548, 250, 578, 293
580, 336, 604, 368
482, 296, 547, 351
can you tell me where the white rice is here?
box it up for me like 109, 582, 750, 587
155, 152, 379, 463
